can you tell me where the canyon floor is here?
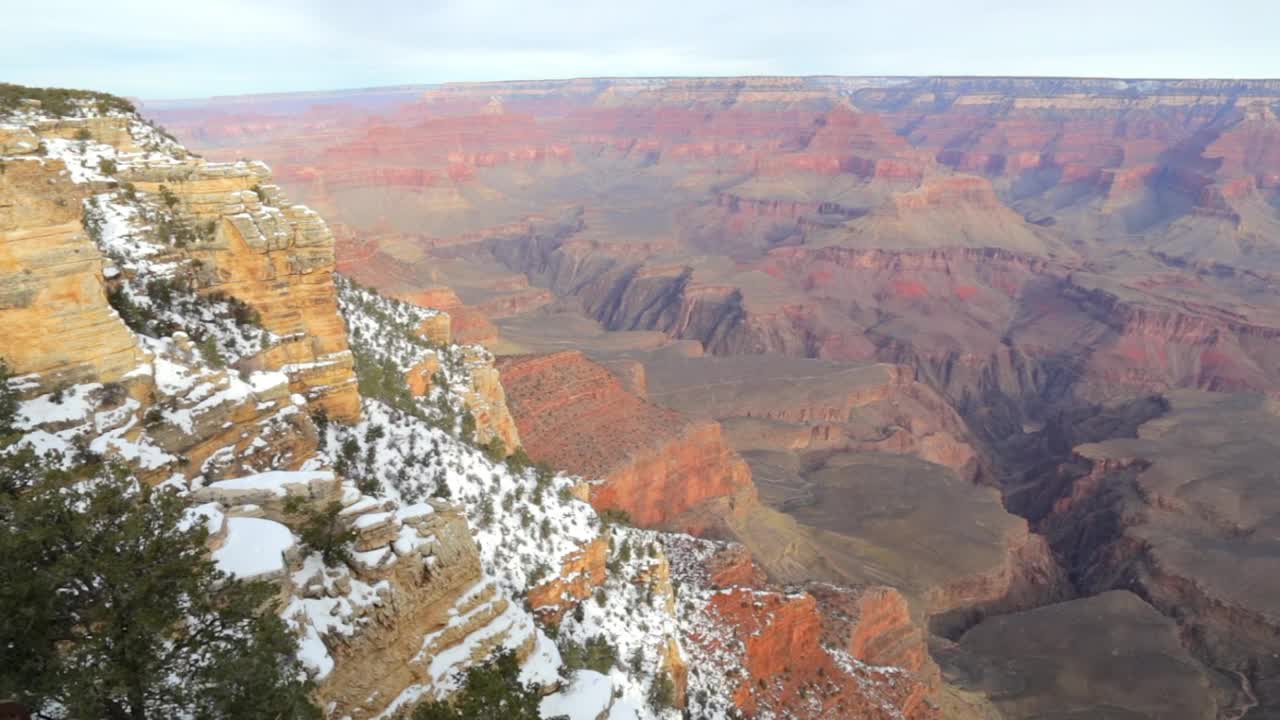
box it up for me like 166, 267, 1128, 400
149, 76, 1280, 718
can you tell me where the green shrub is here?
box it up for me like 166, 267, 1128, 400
600, 508, 632, 527
0, 360, 17, 440
482, 435, 506, 462
505, 446, 532, 474
408, 650, 546, 720
558, 635, 618, 675
0, 83, 136, 116
196, 336, 224, 369
648, 673, 677, 710
285, 498, 356, 568
0, 456, 318, 719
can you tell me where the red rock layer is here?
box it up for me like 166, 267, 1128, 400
703, 587, 937, 720
496, 351, 752, 529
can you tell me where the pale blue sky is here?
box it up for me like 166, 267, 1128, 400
4, 0, 1276, 99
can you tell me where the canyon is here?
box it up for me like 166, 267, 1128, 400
2, 84, 949, 720
145, 75, 1280, 718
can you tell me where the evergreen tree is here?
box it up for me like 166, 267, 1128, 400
0, 359, 17, 438
0, 452, 319, 719
285, 497, 356, 568
409, 650, 558, 720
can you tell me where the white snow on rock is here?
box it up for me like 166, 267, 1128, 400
180, 502, 226, 536
540, 670, 614, 720
213, 517, 296, 580
519, 629, 563, 688
16, 384, 99, 429
201, 470, 334, 500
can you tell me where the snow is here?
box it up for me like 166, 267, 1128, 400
180, 502, 225, 536
213, 517, 296, 580
397, 502, 435, 522
424, 597, 533, 689
338, 497, 382, 517
41, 137, 118, 183
248, 370, 289, 394
14, 430, 74, 456
610, 699, 646, 720
540, 670, 614, 720
352, 510, 395, 530
295, 623, 335, 680
204, 470, 334, 498
16, 384, 99, 429
519, 629, 563, 687
154, 354, 198, 396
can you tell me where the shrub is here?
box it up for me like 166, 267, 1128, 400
559, 635, 617, 675
459, 410, 477, 442
286, 498, 356, 568
600, 508, 632, 527
505, 446, 532, 474
158, 184, 179, 209
310, 408, 330, 449
0, 360, 17, 439
482, 435, 506, 462
408, 650, 545, 720
97, 157, 117, 175
649, 673, 677, 711
106, 285, 148, 333
0, 82, 137, 116
196, 336, 224, 369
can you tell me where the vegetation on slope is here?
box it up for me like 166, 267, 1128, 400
0, 82, 136, 116
406, 651, 558, 720
0, 362, 319, 720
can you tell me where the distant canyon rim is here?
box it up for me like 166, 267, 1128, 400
148, 76, 1280, 719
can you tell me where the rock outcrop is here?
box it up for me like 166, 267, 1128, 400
496, 351, 752, 528
663, 534, 940, 720
399, 287, 499, 346
458, 345, 520, 453
526, 535, 608, 624
0, 157, 146, 389
119, 159, 361, 421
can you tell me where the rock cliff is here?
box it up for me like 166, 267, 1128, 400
0, 153, 146, 388
496, 351, 753, 529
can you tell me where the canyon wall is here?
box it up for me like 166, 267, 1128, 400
496, 350, 752, 528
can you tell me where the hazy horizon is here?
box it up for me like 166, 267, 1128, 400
5, 0, 1278, 99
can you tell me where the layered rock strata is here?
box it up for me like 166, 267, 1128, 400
496, 350, 752, 528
